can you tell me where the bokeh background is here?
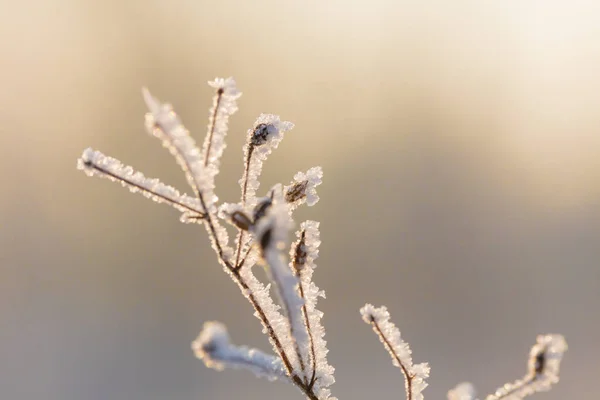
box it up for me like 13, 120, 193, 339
1, 1, 599, 399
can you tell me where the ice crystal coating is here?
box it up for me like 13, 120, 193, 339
77, 148, 203, 220
239, 114, 294, 206
192, 321, 286, 381
485, 335, 567, 400
448, 383, 477, 400
361, 304, 430, 400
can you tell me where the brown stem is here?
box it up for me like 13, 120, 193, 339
370, 316, 413, 400
234, 144, 255, 269
298, 273, 318, 389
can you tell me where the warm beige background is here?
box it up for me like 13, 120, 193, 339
1, 1, 599, 399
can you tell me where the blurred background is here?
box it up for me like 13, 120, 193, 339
1, 1, 599, 399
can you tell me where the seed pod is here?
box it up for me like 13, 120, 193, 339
251, 123, 272, 146
230, 210, 253, 231
285, 180, 308, 203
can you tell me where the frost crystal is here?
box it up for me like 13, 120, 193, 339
78, 75, 567, 400
448, 383, 477, 400
361, 304, 430, 400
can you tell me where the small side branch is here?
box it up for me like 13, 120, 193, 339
484, 335, 567, 400
77, 149, 205, 219
361, 304, 430, 400
292, 229, 318, 388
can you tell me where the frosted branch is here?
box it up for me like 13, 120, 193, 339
202, 78, 241, 192
77, 148, 204, 220
192, 321, 287, 381
255, 202, 309, 382
142, 88, 205, 197
484, 335, 567, 400
290, 221, 335, 398
361, 304, 430, 400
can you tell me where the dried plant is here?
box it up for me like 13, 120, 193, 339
77, 77, 567, 400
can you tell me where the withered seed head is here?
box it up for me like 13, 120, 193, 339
251, 123, 272, 146
230, 210, 253, 231
285, 180, 308, 203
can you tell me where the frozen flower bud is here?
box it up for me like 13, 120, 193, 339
285, 180, 308, 203
230, 210, 253, 231
292, 231, 307, 272
251, 123, 277, 146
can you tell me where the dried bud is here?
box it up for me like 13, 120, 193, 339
253, 197, 272, 222
230, 210, 253, 231
285, 180, 308, 203
292, 231, 307, 272
251, 123, 274, 146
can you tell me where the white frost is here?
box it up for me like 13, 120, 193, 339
448, 382, 477, 400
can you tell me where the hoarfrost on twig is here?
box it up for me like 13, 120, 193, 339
361, 304, 430, 400
484, 334, 567, 400
77, 148, 204, 220
192, 321, 287, 381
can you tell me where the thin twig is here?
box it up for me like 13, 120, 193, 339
298, 273, 318, 389
204, 87, 224, 167
370, 316, 413, 400
234, 144, 255, 268
83, 161, 205, 218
